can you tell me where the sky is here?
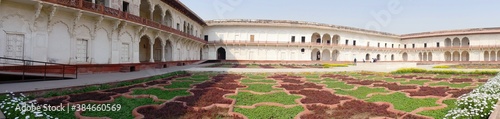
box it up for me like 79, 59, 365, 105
179, 0, 500, 34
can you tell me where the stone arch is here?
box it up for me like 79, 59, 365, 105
322, 49, 330, 61
461, 51, 469, 61
332, 50, 340, 61
322, 34, 331, 44
428, 52, 433, 61
311, 33, 321, 43
462, 37, 470, 47
164, 10, 173, 27
311, 48, 320, 61
48, 22, 71, 63
452, 51, 460, 61
140, 0, 152, 19
332, 35, 340, 45
484, 51, 490, 61
491, 51, 496, 61
165, 40, 173, 61
75, 25, 92, 39
365, 53, 370, 61
452, 37, 460, 46
152, 5, 163, 23
139, 35, 152, 62
391, 54, 395, 61
444, 51, 451, 61
94, 28, 111, 64
418, 52, 423, 61
402, 52, 408, 61
445, 38, 451, 47
217, 47, 226, 60
153, 38, 162, 61
376, 54, 381, 60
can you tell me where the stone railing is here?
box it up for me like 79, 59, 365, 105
41, 0, 206, 43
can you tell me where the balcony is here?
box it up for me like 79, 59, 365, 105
41, 0, 206, 43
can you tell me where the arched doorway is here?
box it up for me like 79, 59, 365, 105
452, 38, 460, 46
452, 51, 460, 61
491, 51, 496, 61
444, 51, 451, 61
164, 40, 173, 61
139, 36, 151, 62
311, 33, 321, 43
484, 51, 490, 61
428, 52, 433, 61
445, 38, 451, 47
391, 54, 394, 61
461, 51, 469, 61
365, 54, 370, 61
402, 53, 408, 61
139, 0, 151, 19
311, 49, 320, 61
322, 49, 330, 61
332, 50, 339, 61
462, 37, 470, 47
322, 34, 331, 44
217, 47, 226, 60
376, 54, 381, 60
153, 38, 162, 62
153, 5, 162, 23
418, 52, 423, 61
199, 48, 203, 60
164, 10, 173, 27
332, 35, 340, 45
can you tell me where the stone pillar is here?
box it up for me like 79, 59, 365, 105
149, 41, 154, 62
161, 42, 166, 62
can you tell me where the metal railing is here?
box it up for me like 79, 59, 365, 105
0, 57, 78, 82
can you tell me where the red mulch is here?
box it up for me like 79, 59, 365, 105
338, 77, 357, 82
67, 92, 117, 102
267, 74, 302, 79
259, 65, 275, 69
175, 88, 235, 107
404, 86, 449, 97
145, 80, 169, 86
448, 89, 473, 98
282, 65, 302, 68
427, 78, 449, 81
36, 96, 68, 106
212, 74, 243, 83
392, 75, 418, 79
478, 79, 489, 82
137, 102, 243, 119
415, 77, 433, 80
373, 83, 418, 91
346, 80, 384, 85
290, 90, 350, 105
400, 114, 430, 119
193, 81, 245, 90
450, 78, 473, 83
279, 83, 323, 90
321, 74, 349, 79
232, 64, 247, 68
280, 78, 305, 83
301, 100, 402, 119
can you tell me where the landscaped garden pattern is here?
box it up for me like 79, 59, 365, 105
0, 71, 495, 119
206, 63, 350, 69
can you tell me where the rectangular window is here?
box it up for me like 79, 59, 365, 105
404, 44, 407, 49
76, 39, 89, 62
424, 43, 427, 48
345, 40, 349, 45
392, 44, 394, 48
412, 44, 415, 48
121, 43, 130, 62
301, 36, 305, 43
437, 42, 440, 47
385, 43, 387, 48
291, 36, 295, 42
176, 23, 180, 30
378, 43, 380, 47
5, 33, 24, 61
204, 35, 208, 41
122, 1, 129, 12
353, 40, 356, 46
250, 35, 255, 42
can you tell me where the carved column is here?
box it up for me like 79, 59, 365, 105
161, 41, 166, 62
149, 40, 154, 62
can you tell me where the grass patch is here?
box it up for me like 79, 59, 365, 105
418, 99, 457, 119
175, 77, 211, 82
322, 81, 355, 90
307, 79, 323, 83
131, 88, 191, 100
400, 80, 430, 85
335, 86, 388, 99
240, 79, 276, 83
81, 96, 162, 119
436, 74, 452, 78
323, 63, 349, 68
433, 65, 450, 69
372, 77, 407, 82
244, 84, 279, 92
429, 82, 472, 88
245, 74, 268, 79
366, 92, 439, 112
234, 106, 303, 119
392, 68, 498, 75
228, 92, 301, 106
164, 81, 199, 89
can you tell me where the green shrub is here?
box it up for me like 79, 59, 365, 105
391, 68, 427, 74
391, 68, 498, 75
433, 65, 450, 69
322, 63, 349, 68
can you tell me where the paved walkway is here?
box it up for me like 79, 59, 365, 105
1, 62, 499, 93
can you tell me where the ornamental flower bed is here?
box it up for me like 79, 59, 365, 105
445, 73, 500, 118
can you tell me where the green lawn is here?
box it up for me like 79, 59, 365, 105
234, 106, 303, 119
366, 92, 439, 112
164, 81, 200, 89
400, 80, 430, 85
81, 97, 162, 119
335, 86, 388, 99
228, 92, 301, 106
240, 78, 276, 83
418, 99, 457, 119
429, 82, 472, 88
131, 88, 191, 100
243, 84, 280, 92
322, 81, 355, 90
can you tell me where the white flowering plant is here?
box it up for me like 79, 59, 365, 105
445, 73, 500, 119
0, 92, 58, 119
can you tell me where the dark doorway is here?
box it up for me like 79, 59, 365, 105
217, 47, 226, 60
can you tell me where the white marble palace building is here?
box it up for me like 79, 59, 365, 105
1, 0, 500, 66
